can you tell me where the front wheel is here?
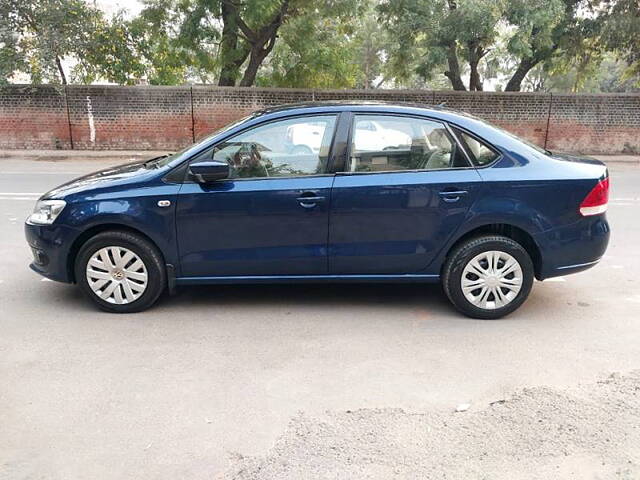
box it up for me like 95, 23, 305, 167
75, 230, 166, 313
442, 235, 534, 319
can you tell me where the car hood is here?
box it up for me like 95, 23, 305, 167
42, 159, 161, 200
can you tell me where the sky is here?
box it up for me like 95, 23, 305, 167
93, 0, 144, 18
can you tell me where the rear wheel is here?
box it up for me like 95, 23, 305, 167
442, 235, 534, 319
75, 230, 165, 313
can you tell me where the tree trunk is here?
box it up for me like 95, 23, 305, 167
218, 1, 249, 86
468, 58, 481, 91
444, 44, 466, 91
239, 35, 277, 87
239, 49, 264, 86
236, 1, 288, 87
55, 56, 67, 85
467, 44, 485, 91
504, 57, 539, 92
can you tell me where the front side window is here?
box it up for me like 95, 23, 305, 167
347, 115, 469, 173
454, 129, 500, 166
194, 115, 337, 179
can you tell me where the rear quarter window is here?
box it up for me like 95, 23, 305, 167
454, 129, 500, 166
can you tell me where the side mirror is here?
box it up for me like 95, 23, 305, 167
189, 160, 229, 183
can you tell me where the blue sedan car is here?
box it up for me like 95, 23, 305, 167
25, 102, 610, 318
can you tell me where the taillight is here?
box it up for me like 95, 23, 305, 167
579, 177, 609, 216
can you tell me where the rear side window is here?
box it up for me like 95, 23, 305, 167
346, 115, 470, 173
454, 129, 500, 166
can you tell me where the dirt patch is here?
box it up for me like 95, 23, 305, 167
225, 372, 640, 479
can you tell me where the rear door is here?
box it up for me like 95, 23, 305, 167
328, 113, 483, 274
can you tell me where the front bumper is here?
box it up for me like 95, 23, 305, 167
534, 215, 610, 280
25, 221, 79, 283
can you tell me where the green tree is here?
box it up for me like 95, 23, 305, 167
503, 0, 586, 91
256, 15, 360, 88
150, 0, 297, 86
599, 0, 639, 83
0, 0, 106, 84
379, 0, 503, 91
379, 0, 593, 92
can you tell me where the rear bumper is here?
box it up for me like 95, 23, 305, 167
25, 221, 79, 283
535, 215, 610, 280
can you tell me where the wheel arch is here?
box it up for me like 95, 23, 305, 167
442, 223, 543, 280
66, 223, 164, 283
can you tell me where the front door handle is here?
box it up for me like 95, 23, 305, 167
296, 192, 325, 208
439, 189, 468, 203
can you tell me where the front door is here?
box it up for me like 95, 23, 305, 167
328, 114, 483, 274
176, 114, 338, 277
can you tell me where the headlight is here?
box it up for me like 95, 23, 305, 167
28, 199, 67, 225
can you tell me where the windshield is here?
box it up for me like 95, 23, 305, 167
146, 113, 258, 169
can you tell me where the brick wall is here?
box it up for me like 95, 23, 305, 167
0, 85, 71, 149
0, 85, 638, 154
546, 94, 640, 154
66, 85, 193, 150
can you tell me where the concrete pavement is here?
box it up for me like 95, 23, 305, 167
1, 157, 639, 478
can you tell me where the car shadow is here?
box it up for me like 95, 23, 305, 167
44, 279, 554, 323
166, 282, 448, 309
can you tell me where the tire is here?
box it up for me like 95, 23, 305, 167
442, 235, 534, 320
74, 230, 166, 313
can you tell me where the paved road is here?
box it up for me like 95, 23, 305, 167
1, 157, 639, 479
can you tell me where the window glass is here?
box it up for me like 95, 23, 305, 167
455, 130, 500, 166
348, 115, 469, 173
203, 115, 337, 179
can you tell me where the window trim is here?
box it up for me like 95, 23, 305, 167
339, 112, 475, 176
167, 112, 341, 183
449, 125, 503, 169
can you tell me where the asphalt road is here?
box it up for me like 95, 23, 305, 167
1, 157, 639, 479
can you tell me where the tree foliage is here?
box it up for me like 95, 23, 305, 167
0, 0, 105, 84
1, 0, 637, 91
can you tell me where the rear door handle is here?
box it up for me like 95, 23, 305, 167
439, 190, 468, 203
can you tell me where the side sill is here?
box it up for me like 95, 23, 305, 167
175, 274, 440, 285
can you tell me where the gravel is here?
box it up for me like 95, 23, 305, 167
225, 371, 640, 479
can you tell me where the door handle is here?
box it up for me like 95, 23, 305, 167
296, 193, 325, 208
439, 190, 468, 203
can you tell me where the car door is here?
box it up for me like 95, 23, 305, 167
176, 114, 338, 277
328, 113, 483, 275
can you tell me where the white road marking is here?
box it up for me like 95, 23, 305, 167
0, 171, 85, 175
41, 278, 52, 282
610, 265, 624, 269
0, 193, 40, 201
544, 277, 566, 282
0, 192, 41, 196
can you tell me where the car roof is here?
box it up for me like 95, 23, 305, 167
251, 101, 483, 129
257, 100, 444, 116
